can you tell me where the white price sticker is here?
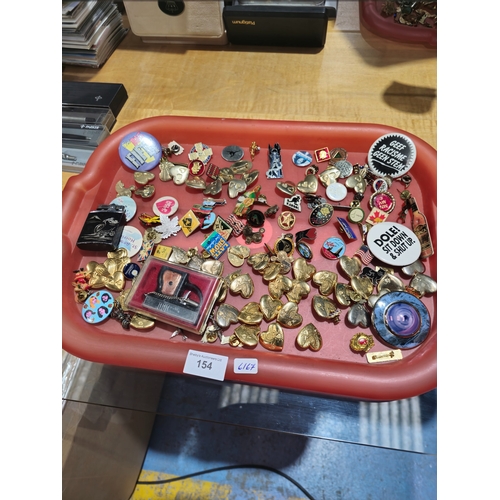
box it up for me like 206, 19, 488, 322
183, 350, 228, 381
234, 358, 258, 374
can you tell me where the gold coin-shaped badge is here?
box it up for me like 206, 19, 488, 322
260, 323, 284, 351
312, 270, 338, 296
277, 301, 303, 328
238, 302, 264, 325
129, 314, 155, 330
296, 323, 322, 351
229, 273, 255, 298
234, 324, 260, 347
259, 295, 283, 322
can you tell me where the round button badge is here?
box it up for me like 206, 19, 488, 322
326, 182, 348, 202
292, 151, 312, 167
119, 131, 162, 172
321, 237, 346, 260
110, 196, 137, 222
153, 196, 179, 217
366, 222, 421, 266
118, 226, 143, 257
367, 133, 417, 179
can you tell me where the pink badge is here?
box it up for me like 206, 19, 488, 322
153, 196, 179, 217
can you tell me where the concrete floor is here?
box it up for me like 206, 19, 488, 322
130, 376, 437, 500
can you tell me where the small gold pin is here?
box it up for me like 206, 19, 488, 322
367, 349, 403, 364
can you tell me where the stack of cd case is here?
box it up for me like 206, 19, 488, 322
62, 106, 114, 173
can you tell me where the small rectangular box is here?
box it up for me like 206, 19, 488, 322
124, 257, 223, 335
62, 81, 128, 118
223, 4, 330, 47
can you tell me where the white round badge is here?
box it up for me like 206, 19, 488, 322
366, 222, 421, 266
326, 182, 347, 202
110, 196, 137, 221
118, 226, 143, 257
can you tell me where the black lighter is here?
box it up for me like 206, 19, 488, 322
76, 204, 127, 251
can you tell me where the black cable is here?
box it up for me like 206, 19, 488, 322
136, 463, 316, 500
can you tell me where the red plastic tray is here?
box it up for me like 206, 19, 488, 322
62, 116, 437, 401
360, 0, 437, 49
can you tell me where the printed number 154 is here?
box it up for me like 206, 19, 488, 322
197, 360, 212, 370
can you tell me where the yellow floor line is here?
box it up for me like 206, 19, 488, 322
130, 470, 232, 500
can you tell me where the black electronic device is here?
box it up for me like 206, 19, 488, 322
62, 81, 128, 118
223, 1, 336, 48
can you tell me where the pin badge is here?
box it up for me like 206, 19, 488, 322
119, 131, 162, 172
370, 191, 396, 213
222, 145, 244, 161
321, 237, 346, 260
179, 210, 201, 237
350, 332, 375, 353
188, 142, 213, 164
82, 291, 115, 324
309, 203, 334, 227
337, 217, 357, 240
152, 196, 179, 217
201, 231, 230, 260
278, 211, 296, 230
326, 182, 348, 202
292, 150, 312, 167
110, 196, 137, 221
314, 147, 331, 163
366, 222, 421, 266
368, 133, 417, 178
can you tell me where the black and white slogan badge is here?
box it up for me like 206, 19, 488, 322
367, 222, 421, 266
367, 133, 416, 178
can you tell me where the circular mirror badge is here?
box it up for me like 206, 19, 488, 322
367, 222, 421, 266
367, 133, 416, 178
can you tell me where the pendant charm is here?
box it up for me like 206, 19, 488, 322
297, 166, 319, 194
260, 323, 284, 351
312, 295, 341, 323
296, 323, 322, 351
238, 302, 264, 325
259, 294, 283, 322
312, 270, 338, 295
276, 301, 303, 328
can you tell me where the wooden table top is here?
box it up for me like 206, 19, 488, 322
62, 1, 436, 188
